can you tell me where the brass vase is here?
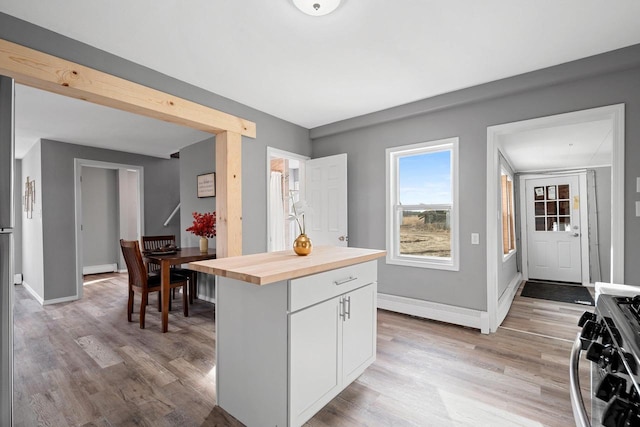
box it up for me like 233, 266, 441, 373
293, 233, 312, 256
199, 237, 208, 253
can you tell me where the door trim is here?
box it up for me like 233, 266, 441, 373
519, 172, 589, 285
486, 103, 625, 332
74, 158, 144, 300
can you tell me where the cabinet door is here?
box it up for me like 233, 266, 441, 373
289, 297, 341, 426
342, 283, 376, 383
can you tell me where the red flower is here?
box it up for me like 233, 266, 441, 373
186, 212, 216, 238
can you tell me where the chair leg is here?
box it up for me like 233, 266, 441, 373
189, 271, 198, 304
183, 283, 189, 317
140, 293, 147, 329
127, 290, 134, 322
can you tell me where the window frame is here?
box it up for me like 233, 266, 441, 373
500, 167, 517, 260
385, 137, 459, 271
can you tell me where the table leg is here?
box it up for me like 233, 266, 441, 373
161, 260, 170, 333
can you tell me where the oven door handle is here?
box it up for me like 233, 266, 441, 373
570, 332, 591, 427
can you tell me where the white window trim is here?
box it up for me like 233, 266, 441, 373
500, 166, 517, 261
385, 137, 459, 271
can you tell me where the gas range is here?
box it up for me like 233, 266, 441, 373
572, 294, 640, 426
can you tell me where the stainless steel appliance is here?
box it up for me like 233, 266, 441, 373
0, 74, 15, 426
572, 294, 640, 426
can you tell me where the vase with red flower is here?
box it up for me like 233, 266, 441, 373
186, 211, 216, 252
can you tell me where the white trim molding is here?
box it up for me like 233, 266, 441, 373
82, 263, 118, 276
18, 281, 44, 305
20, 281, 79, 306
496, 273, 522, 327
377, 293, 490, 334
43, 295, 79, 306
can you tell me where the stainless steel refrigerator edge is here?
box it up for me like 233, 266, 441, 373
0, 75, 15, 425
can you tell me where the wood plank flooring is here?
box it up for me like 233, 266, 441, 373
13, 275, 593, 426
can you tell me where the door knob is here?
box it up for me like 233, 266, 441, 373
572, 233, 580, 237
338, 235, 348, 242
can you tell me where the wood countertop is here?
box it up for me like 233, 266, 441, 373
188, 246, 386, 285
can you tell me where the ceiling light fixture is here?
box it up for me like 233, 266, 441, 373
292, 0, 342, 16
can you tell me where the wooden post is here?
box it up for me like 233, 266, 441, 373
216, 131, 243, 258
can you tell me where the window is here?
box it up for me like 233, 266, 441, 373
501, 169, 516, 256
386, 137, 459, 270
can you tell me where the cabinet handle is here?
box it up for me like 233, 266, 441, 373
345, 296, 351, 320
339, 297, 346, 320
334, 276, 357, 286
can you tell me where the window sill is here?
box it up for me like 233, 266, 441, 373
386, 256, 459, 271
502, 250, 516, 263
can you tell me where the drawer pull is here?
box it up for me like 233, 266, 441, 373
334, 276, 357, 286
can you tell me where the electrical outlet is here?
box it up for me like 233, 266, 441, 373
471, 233, 480, 245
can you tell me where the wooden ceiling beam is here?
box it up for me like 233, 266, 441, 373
0, 38, 256, 138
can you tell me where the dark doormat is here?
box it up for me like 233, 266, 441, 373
520, 280, 595, 306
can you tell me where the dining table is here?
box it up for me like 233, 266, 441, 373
143, 247, 216, 332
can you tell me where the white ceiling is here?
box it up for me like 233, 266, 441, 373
14, 85, 212, 158
501, 119, 612, 172
3, 1, 640, 159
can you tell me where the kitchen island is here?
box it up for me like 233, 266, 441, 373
190, 246, 386, 427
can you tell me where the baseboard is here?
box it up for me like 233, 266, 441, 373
377, 293, 490, 333
496, 272, 523, 330
20, 281, 44, 305
43, 294, 79, 305
83, 263, 118, 275
21, 280, 80, 306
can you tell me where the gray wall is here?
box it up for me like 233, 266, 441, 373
312, 53, 640, 311
13, 159, 21, 279
179, 137, 216, 250
81, 167, 118, 268
179, 138, 217, 300
40, 139, 180, 300
20, 141, 43, 297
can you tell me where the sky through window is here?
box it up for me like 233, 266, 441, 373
399, 150, 451, 205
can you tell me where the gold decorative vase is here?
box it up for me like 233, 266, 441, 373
293, 234, 312, 256
199, 237, 208, 253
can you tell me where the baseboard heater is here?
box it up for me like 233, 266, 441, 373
83, 263, 118, 275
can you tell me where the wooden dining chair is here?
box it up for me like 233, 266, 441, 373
120, 239, 189, 329
141, 235, 198, 304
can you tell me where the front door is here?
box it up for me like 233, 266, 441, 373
525, 175, 582, 283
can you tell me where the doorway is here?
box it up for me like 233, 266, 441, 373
267, 147, 308, 252
267, 148, 349, 251
521, 173, 586, 284
74, 159, 144, 299
486, 103, 625, 332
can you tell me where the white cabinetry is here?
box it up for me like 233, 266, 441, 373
289, 262, 377, 426
215, 259, 378, 427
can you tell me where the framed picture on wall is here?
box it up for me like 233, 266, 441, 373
197, 173, 216, 198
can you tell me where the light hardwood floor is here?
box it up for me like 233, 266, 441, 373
13, 274, 592, 426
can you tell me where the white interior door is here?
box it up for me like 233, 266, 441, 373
305, 154, 348, 247
525, 175, 582, 283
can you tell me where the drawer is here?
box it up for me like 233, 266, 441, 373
289, 261, 376, 312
